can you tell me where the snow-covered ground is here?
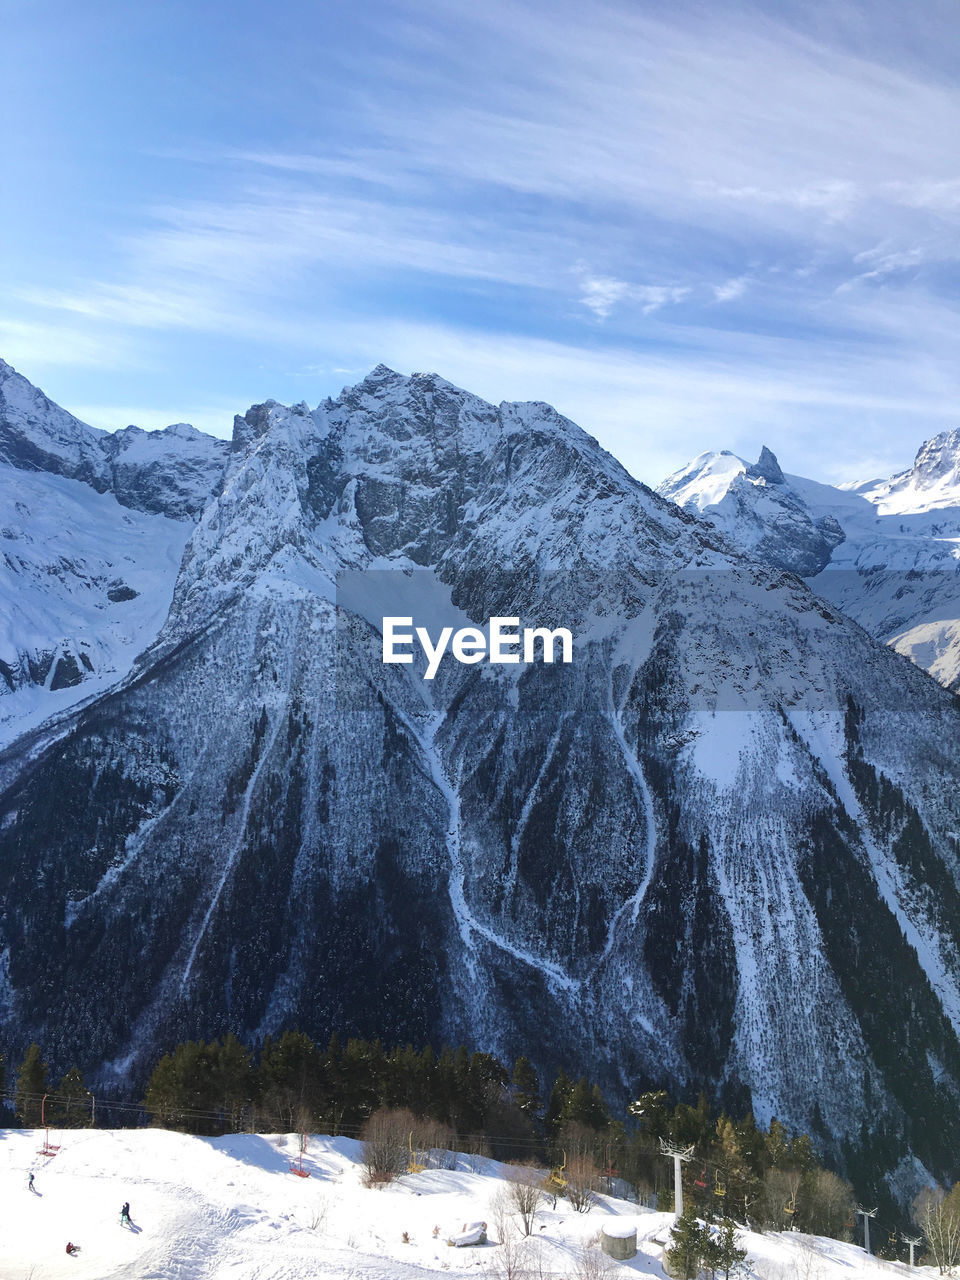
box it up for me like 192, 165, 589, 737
0, 464, 191, 748
0, 1129, 916, 1280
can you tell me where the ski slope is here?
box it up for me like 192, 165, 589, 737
0, 1128, 919, 1280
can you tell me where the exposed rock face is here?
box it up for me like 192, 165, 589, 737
100, 421, 231, 521
0, 361, 230, 733
0, 358, 229, 521
746, 445, 785, 485
658, 438, 960, 693
658, 448, 844, 575
2, 367, 960, 1198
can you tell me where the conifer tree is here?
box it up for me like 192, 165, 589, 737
53, 1066, 92, 1128
15, 1044, 48, 1128
545, 1068, 572, 1137
511, 1056, 541, 1117
258, 1030, 320, 1131
213, 1034, 253, 1131
714, 1219, 747, 1280
144, 1051, 184, 1129
666, 1209, 710, 1280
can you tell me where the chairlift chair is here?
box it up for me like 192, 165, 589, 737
407, 1131, 426, 1174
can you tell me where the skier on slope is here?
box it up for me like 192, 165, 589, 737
120, 1201, 131, 1227
27, 1172, 34, 1192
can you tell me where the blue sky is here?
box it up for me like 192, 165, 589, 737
4, 0, 960, 484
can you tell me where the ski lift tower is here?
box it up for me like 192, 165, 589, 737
902, 1234, 923, 1268
856, 1206, 878, 1255
659, 1138, 694, 1218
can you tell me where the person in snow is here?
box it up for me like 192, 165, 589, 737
65, 1242, 79, 1255
120, 1201, 131, 1226
27, 1172, 34, 1191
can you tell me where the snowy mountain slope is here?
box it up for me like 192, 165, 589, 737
0, 358, 230, 521
845, 428, 960, 515
0, 358, 110, 489
658, 443, 960, 690
659, 447, 844, 576
0, 1127, 899, 1280
0, 360, 231, 736
4, 368, 960, 1193
0, 464, 192, 749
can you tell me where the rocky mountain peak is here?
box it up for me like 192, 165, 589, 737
912, 428, 960, 484
746, 445, 785, 485
0, 357, 109, 490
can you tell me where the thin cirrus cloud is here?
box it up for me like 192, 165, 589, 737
5, 0, 960, 482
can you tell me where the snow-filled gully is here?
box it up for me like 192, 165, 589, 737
393, 703, 581, 996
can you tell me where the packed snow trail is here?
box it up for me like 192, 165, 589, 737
0, 1128, 924, 1280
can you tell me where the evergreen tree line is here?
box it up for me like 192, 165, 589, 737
3, 1036, 948, 1261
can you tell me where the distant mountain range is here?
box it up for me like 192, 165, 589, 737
659, 435, 960, 690
3, 359, 960, 1203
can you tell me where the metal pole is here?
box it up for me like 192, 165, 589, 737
659, 1139, 694, 1220
857, 1207, 877, 1255
902, 1234, 922, 1267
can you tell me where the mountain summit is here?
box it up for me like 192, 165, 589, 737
659, 433, 960, 691
2, 364, 960, 1196
658, 446, 844, 574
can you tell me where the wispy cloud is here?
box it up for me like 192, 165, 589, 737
577, 272, 689, 319
713, 276, 750, 303
5, 0, 960, 483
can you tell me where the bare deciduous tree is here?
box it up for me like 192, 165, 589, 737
360, 1106, 416, 1185
565, 1155, 599, 1214
914, 1185, 960, 1274
486, 1193, 539, 1280
570, 1240, 615, 1278
506, 1165, 547, 1235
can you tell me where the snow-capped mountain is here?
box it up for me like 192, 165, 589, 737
0, 358, 230, 519
3, 365, 960, 1196
659, 447, 845, 576
658, 440, 960, 690
0, 465, 193, 748
846, 428, 960, 515
0, 359, 231, 742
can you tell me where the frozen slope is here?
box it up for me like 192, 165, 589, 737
659, 443, 960, 689
0, 464, 192, 748
0, 359, 229, 742
4, 369, 960, 1191
0, 1128, 916, 1280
